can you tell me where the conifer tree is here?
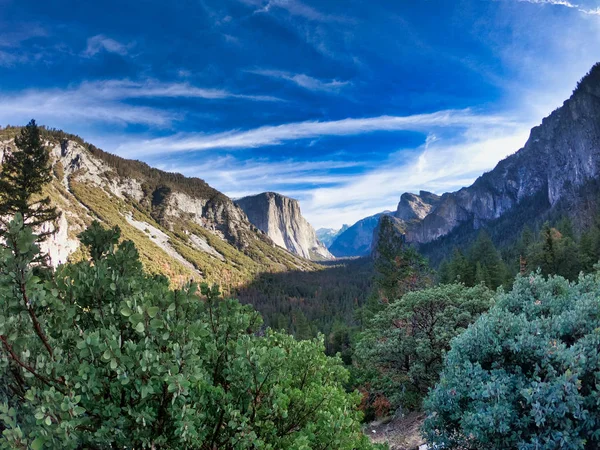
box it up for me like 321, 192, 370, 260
0, 119, 58, 239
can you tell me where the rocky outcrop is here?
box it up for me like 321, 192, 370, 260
390, 62, 600, 246
395, 191, 441, 222
329, 212, 392, 257
236, 192, 334, 260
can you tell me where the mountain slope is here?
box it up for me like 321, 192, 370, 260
0, 128, 316, 286
361, 62, 600, 263
236, 192, 334, 261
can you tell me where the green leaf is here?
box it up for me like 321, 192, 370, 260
120, 307, 133, 317
31, 437, 45, 450
147, 306, 159, 318
134, 322, 145, 333
44, 416, 52, 426
110, 358, 118, 370
130, 313, 143, 325
150, 318, 163, 329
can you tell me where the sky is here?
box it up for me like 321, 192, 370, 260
1, 0, 600, 229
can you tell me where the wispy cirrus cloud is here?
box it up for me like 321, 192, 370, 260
116, 109, 516, 156
0, 79, 282, 127
515, 0, 600, 15
247, 69, 350, 92
154, 156, 363, 199
83, 34, 134, 57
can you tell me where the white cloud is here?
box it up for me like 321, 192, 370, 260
116, 109, 516, 156
83, 35, 133, 57
517, 0, 577, 7
154, 156, 363, 198
0, 79, 281, 127
247, 69, 350, 92
515, 0, 600, 14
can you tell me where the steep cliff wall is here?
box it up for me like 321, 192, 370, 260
236, 192, 334, 260
393, 63, 600, 246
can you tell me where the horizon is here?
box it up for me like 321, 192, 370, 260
1, 0, 600, 228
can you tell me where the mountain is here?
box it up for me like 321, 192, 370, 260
395, 191, 441, 222
235, 192, 334, 261
329, 211, 392, 257
316, 225, 349, 248
0, 127, 316, 286
390, 62, 600, 262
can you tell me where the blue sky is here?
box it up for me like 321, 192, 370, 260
1, 0, 599, 228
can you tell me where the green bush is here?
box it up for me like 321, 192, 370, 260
0, 216, 375, 449
424, 272, 600, 449
354, 284, 493, 412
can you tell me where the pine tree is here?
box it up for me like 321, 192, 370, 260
0, 119, 58, 239
469, 231, 506, 289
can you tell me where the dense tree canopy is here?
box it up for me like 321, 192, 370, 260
354, 284, 493, 413
424, 272, 600, 449
0, 217, 375, 449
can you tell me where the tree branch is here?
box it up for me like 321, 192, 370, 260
0, 335, 64, 394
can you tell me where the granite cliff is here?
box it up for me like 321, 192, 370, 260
236, 192, 334, 261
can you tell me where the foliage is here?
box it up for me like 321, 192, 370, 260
354, 284, 493, 414
0, 217, 375, 449
424, 272, 600, 449
439, 231, 509, 289
0, 120, 58, 240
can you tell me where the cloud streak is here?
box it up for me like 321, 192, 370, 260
117, 109, 516, 156
0, 79, 281, 127
83, 35, 133, 57
247, 69, 350, 92
516, 0, 600, 14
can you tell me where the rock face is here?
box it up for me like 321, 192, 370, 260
316, 225, 349, 248
395, 191, 441, 222
395, 63, 600, 245
329, 212, 392, 257
236, 192, 334, 260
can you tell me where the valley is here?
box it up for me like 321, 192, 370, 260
3, 5, 600, 444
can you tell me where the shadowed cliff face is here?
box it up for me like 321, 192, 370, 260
395, 63, 600, 245
236, 192, 334, 261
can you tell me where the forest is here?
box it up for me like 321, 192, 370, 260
4, 121, 600, 449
